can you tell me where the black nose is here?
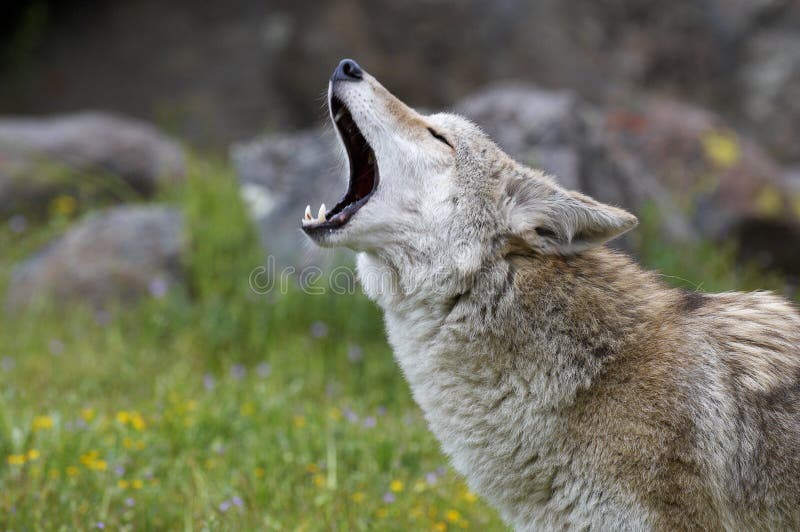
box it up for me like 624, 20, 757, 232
331, 59, 363, 82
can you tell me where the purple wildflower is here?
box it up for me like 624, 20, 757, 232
115, 465, 125, 476
382, 492, 395, 503
203, 373, 216, 391
343, 408, 359, 423
426, 471, 438, 485
232, 495, 244, 507
310, 321, 329, 338
230, 364, 246, 380
1, 356, 15, 372
96, 522, 105, 529
8, 215, 27, 233
256, 362, 272, 378
148, 277, 169, 298
376, 406, 387, 416
347, 344, 363, 363
363, 416, 377, 428
125, 497, 135, 507
94, 310, 111, 326
219, 501, 231, 512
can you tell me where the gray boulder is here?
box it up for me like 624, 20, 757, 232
0, 112, 185, 219
6, 205, 184, 311
740, 30, 800, 163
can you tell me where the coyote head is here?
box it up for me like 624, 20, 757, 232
302, 60, 637, 295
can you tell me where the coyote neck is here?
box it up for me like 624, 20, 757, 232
365, 247, 671, 528
366, 246, 668, 409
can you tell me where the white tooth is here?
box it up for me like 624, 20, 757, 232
305, 205, 312, 220
335, 109, 345, 122
318, 204, 326, 221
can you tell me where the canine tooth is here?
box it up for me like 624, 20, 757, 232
318, 204, 326, 221
305, 205, 312, 220
335, 109, 345, 122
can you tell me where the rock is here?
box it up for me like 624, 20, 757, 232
231, 128, 350, 269
6, 205, 184, 311
0, 112, 185, 219
6, 0, 797, 148
582, 95, 800, 274
740, 30, 800, 162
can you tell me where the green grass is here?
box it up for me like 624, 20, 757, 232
0, 159, 500, 531
0, 159, 792, 530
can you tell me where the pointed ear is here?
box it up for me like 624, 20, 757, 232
502, 173, 638, 254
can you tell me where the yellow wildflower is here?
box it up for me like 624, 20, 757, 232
26, 449, 40, 461
6, 454, 26, 466
122, 437, 134, 449
51, 195, 77, 216
48, 468, 60, 480
116, 411, 131, 424
413, 479, 427, 493
444, 509, 462, 523
312, 474, 326, 488
186, 400, 198, 411
66, 466, 79, 477
432, 523, 447, 532
755, 187, 783, 217
32, 415, 54, 431
130, 412, 146, 431
117, 479, 130, 489
462, 489, 477, 503
80, 408, 95, 422
376, 508, 389, 518
390, 479, 404, 493
79, 450, 107, 471
702, 130, 740, 168
329, 407, 341, 421
240, 402, 255, 416
79, 450, 99, 465
254, 467, 265, 478
458, 518, 470, 529
293, 415, 306, 428
132, 479, 143, 489
351, 492, 365, 503
305, 463, 319, 474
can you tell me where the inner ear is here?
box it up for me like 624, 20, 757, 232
534, 226, 558, 240
503, 172, 638, 254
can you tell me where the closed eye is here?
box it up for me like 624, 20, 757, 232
427, 127, 454, 149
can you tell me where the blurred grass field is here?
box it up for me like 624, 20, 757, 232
0, 158, 792, 530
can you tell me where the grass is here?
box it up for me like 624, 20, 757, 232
0, 158, 793, 530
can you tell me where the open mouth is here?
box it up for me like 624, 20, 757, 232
301, 95, 379, 234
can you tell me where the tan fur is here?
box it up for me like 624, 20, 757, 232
306, 64, 800, 530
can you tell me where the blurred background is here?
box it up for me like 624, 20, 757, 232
0, 1, 798, 529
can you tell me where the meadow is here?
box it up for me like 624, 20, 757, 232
0, 159, 791, 530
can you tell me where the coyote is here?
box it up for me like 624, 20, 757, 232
302, 59, 800, 530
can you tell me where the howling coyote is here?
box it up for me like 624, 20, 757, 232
301, 59, 800, 530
